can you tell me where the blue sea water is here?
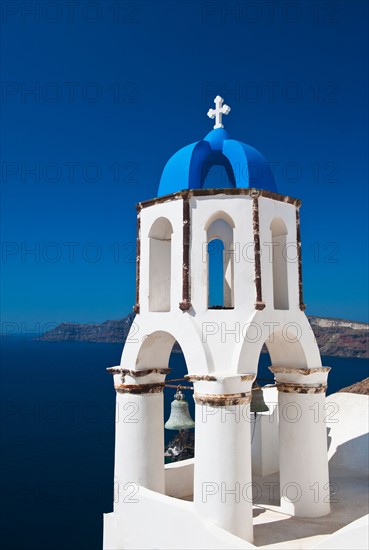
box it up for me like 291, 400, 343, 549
0, 338, 368, 550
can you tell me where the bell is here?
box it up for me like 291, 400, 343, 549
165, 388, 195, 431
250, 385, 269, 414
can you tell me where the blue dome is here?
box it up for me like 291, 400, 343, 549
158, 128, 277, 196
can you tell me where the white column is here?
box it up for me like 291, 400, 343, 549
270, 366, 331, 517
189, 374, 255, 543
108, 367, 169, 511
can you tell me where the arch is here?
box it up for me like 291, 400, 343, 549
121, 329, 196, 498
135, 331, 177, 370
205, 214, 235, 309
200, 150, 236, 188
270, 217, 289, 310
148, 217, 173, 240
203, 163, 235, 189
270, 217, 288, 237
238, 329, 308, 375
121, 317, 212, 376
158, 129, 278, 197
205, 210, 235, 232
148, 218, 173, 312
234, 314, 322, 375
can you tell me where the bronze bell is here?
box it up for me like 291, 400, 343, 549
165, 388, 195, 431
250, 384, 269, 414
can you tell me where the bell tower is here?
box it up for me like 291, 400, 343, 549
104, 97, 331, 548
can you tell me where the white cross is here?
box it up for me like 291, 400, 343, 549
207, 95, 231, 129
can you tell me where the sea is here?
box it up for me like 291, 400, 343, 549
1, 337, 368, 550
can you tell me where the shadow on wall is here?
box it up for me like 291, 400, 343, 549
328, 432, 369, 473
253, 443, 369, 547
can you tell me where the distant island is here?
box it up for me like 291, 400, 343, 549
37, 313, 369, 359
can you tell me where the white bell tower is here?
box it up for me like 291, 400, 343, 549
104, 98, 331, 548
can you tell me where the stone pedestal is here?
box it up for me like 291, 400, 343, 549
188, 374, 255, 543
270, 366, 331, 518
107, 366, 169, 511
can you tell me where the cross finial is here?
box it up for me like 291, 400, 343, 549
207, 95, 231, 129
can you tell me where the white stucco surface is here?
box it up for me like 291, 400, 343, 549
312, 514, 369, 549
104, 391, 369, 549
105, 192, 367, 548
326, 392, 369, 474
165, 458, 194, 499
130, 195, 322, 376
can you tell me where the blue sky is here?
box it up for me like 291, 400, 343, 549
1, 0, 368, 329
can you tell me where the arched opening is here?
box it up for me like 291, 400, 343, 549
148, 218, 173, 312
237, 326, 309, 376
237, 326, 310, 485
200, 151, 236, 189
251, 346, 279, 500
135, 331, 195, 501
235, 327, 329, 521
270, 218, 289, 310
203, 164, 234, 188
208, 239, 225, 306
256, 345, 273, 387
206, 213, 235, 309
165, 341, 195, 463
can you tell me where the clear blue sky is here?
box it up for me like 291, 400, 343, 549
1, 0, 368, 329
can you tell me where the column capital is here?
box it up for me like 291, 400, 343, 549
107, 366, 170, 394
186, 373, 255, 406
193, 391, 251, 406
275, 382, 327, 394
114, 383, 164, 395
269, 366, 330, 393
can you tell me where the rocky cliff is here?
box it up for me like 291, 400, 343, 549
339, 377, 369, 395
38, 314, 369, 359
38, 314, 135, 343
